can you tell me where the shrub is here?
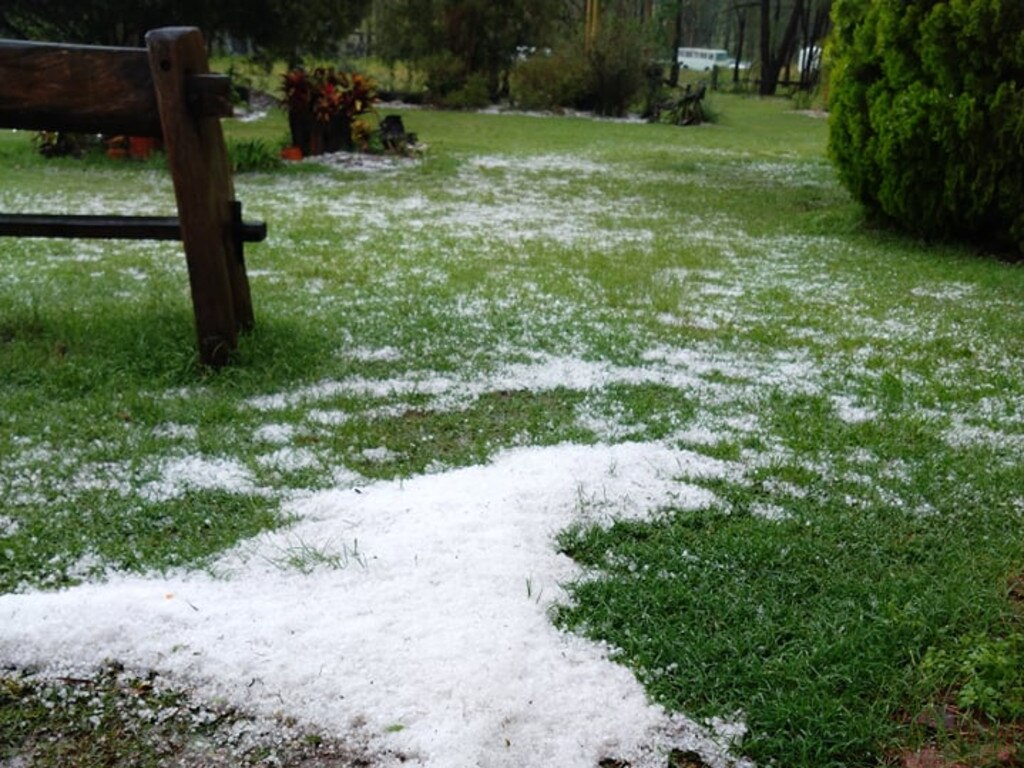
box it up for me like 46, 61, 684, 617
509, 49, 590, 112
583, 22, 647, 117
509, 26, 646, 117
33, 131, 96, 158
443, 72, 492, 110
421, 52, 469, 106
828, 0, 1024, 255
227, 139, 282, 173
421, 52, 464, 98
224, 62, 255, 107
419, 53, 493, 110
919, 631, 1024, 720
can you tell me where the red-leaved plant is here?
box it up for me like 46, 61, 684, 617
283, 67, 378, 155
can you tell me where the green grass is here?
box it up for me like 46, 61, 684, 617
556, 401, 1023, 765
2, 94, 1023, 766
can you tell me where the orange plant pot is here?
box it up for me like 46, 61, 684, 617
128, 136, 156, 159
280, 145, 303, 161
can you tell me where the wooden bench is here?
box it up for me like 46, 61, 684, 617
0, 27, 265, 366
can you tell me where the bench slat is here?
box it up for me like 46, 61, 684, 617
0, 41, 234, 136
0, 213, 266, 242
0, 40, 163, 136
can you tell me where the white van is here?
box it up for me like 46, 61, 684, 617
676, 48, 734, 71
798, 46, 823, 73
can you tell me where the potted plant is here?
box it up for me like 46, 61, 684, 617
282, 67, 378, 156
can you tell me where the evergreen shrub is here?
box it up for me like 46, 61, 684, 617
584, 22, 647, 117
509, 23, 646, 117
509, 50, 589, 112
420, 53, 492, 109
443, 72, 492, 110
828, 0, 1024, 255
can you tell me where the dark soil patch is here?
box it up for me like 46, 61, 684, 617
0, 666, 401, 767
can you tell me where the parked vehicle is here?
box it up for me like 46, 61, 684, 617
798, 46, 823, 74
676, 48, 735, 71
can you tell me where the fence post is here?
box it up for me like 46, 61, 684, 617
146, 27, 254, 366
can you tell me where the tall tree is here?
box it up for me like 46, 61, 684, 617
0, 0, 371, 62
730, 2, 757, 84
758, 0, 804, 95
795, 0, 830, 88
584, 0, 600, 51
668, 0, 684, 86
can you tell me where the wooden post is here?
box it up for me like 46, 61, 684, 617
145, 28, 254, 366
0, 29, 262, 367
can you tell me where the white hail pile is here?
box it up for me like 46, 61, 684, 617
0, 442, 752, 768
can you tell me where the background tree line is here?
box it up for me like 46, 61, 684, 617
1, 0, 831, 103
361, 0, 830, 110
0, 0, 372, 63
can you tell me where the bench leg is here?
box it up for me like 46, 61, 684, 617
146, 27, 253, 365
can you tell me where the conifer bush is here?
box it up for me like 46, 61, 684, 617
828, 0, 1024, 255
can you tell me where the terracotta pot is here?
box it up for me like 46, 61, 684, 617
128, 136, 156, 159
280, 146, 303, 161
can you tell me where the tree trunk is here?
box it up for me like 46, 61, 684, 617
798, 0, 831, 90
759, 0, 804, 96
585, 0, 600, 52
759, 0, 771, 94
669, 0, 684, 87
733, 6, 747, 85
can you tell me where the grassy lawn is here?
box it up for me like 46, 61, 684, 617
1, 95, 1023, 767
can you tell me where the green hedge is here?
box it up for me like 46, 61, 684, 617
828, 0, 1024, 255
